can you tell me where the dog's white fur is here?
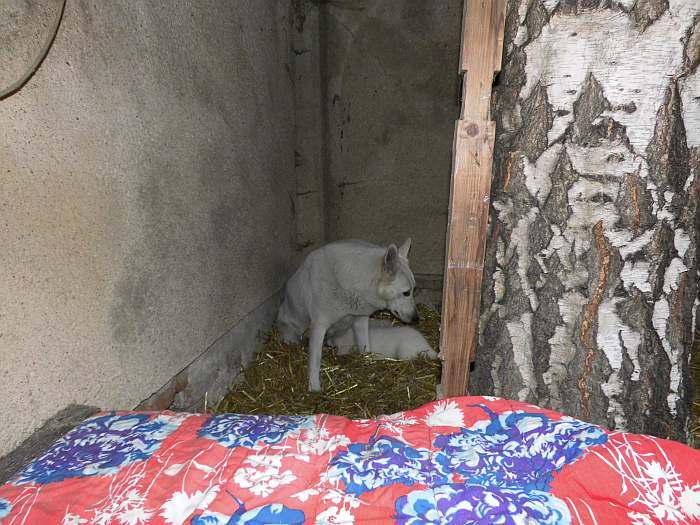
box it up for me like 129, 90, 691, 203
276, 239, 418, 391
327, 318, 438, 360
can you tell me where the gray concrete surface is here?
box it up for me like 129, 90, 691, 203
0, 0, 296, 457
137, 291, 282, 413
291, 0, 326, 259
321, 0, 463, 276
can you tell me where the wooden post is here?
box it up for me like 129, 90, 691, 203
440, 0, 506, 398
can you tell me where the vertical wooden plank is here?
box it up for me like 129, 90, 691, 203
441, 120, 495, 396
460, 0, 506, 120
460, 0, 506, 73
492, 0, 507, 73
457, 0, 469, 76
441, 0, 506, 398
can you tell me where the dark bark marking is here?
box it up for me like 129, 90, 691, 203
525, 0, 551, 43
683, 15, 700, 75
567, 74, 634, 152
617, 296, 667, 435
631, 0, 669, 32
493, 48, 528, 143
532, 270, 566, 400
647, 80, 690, 193
529, 211, 554, 258
672, 272, 688, 326
628, 171, 641, 231
505, 0, 526, 50
503, 152, 519, 192
517, 82, 553, 161
558, 0, 610, 15
543, 148, 577, 226
578, 221, 611, 419
649, 222, 675, 298
572, 73, 610, 144
604, 117, 628, 145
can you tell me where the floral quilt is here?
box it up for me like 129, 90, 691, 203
0, 396, 698, 524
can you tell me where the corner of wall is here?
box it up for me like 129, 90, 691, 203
291, 0, 326, 261
136, 291, 283, 413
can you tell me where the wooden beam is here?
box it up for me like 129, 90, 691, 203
441, 0, 506, 398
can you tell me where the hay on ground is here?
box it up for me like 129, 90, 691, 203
216, 304, 442, 419
215, 302, 700, 448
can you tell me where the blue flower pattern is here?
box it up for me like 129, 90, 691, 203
395, 484, 571, 525
432, 405, 608, 490
327, 405, 606, 523
13, 413, 181, 485
198, 414, 311, 448
329, 436, 445, 495
191, 503, 305, 525
0, 498, 12, 519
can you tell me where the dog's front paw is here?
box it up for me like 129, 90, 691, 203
309, 380, 322, 393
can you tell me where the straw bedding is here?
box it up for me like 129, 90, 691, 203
216, 304, 442, 419
216, 307, 700, 448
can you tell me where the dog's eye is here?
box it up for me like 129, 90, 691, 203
403, 290, 411, 297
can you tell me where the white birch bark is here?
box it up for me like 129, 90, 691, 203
475, 0, 700, 441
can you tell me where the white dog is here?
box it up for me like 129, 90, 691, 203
276, 239, 418, 391
327, 318, 438, 360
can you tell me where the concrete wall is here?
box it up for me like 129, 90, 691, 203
321, 0, 463, 276
290, 0, 326, 258
0, 0, 296, 457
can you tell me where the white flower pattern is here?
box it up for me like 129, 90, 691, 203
61, 513, 87, 525
591, 433, 700, 524
315, 505, 356, 525
425, 400, 465, 427
375, 412, 418, 437
296, 424, 351, 457
233, 455, 297, 497
159, 487, 220, 525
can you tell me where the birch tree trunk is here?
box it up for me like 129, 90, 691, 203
473, 0, 700, 441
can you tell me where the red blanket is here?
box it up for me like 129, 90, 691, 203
0, 396, 698, 524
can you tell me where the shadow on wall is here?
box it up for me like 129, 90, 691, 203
319, 0, 463, 276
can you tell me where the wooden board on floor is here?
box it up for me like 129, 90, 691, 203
440, 0, 506, 398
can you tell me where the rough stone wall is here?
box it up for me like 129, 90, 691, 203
0, 0, 296, 457
291, 0, 326, 259
473, 0, 700, 441
320, 0, 463, 277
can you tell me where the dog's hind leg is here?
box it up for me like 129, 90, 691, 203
278, 321, 302, 344
351, 316, 370, 353
308, 321, 328, 392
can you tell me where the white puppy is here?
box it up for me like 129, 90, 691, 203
328, 319, 438, 360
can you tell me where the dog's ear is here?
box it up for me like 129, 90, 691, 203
383, 244, 399, 277
398, 238, 411, 259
